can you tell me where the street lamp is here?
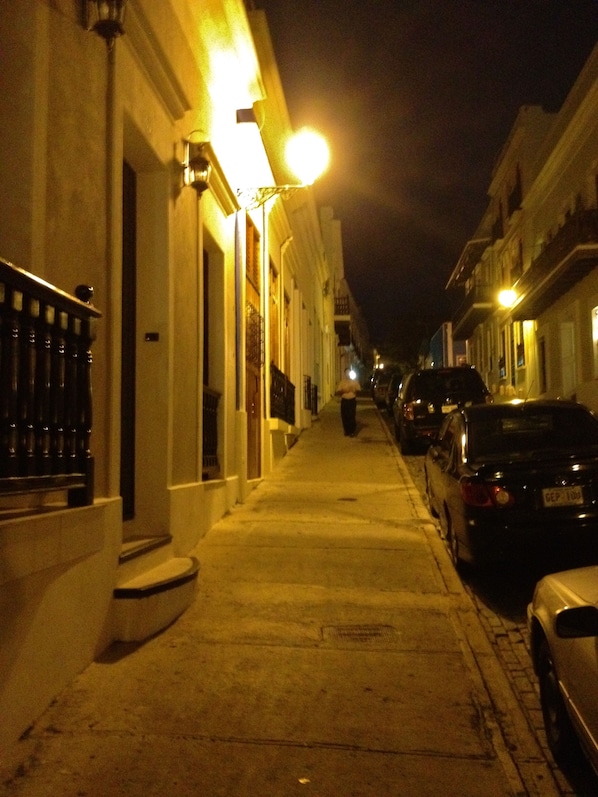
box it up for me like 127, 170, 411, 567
498, 289, 517, 308
84, 0, 127, 50
237, 127, 329, 209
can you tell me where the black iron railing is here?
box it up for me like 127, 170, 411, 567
334, 295, 350, 315
512, 209, 598, 320
270, 363, 295, 425
311, 384, 318, 416
0, 258, 102, 506
452, 284, 494, 340
517, 209, 598, 292
202, 386, 220, 480
302, 377, 318, 416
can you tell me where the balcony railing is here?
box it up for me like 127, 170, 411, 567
334, 295, 350, 316
334, 294, 352, 345
451, 284, 494, 340
270, 363, 295, 426
202, 386, 221, 480
512, 209, 598, 320
0, 257, 102, 506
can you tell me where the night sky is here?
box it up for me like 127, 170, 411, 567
256, 0, 598, 363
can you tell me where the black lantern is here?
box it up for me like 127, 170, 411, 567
85, 0, 127, 50
183, 141, 212, 196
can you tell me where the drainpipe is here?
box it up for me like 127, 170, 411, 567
280, 235, 293, 375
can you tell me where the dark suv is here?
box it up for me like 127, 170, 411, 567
392, 366, 492, 454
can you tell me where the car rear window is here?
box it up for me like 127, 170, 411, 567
469, 407, 598, 460
412, 370, 486, 398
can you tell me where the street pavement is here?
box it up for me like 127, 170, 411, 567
1, 397, 564, 796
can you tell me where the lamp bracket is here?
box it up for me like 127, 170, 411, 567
236, 185, 308, 210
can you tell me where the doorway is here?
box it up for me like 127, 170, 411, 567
121, 160, 136, 520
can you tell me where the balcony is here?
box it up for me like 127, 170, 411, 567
452, 284, 495, 340
270, 363, 295, 426
0, 257, 102, 507
334, 295, 351, 346
512, 209, 598, 321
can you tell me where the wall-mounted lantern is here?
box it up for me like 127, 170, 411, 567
182, 140, 212, 197
85, 0, 127, 50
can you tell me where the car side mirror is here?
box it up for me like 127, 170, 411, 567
555, 605, 598, 638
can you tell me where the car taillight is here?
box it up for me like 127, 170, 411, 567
460, 479, 514, 508
402, 401, 415, 421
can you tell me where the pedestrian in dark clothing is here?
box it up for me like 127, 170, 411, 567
336, 368, 361, 436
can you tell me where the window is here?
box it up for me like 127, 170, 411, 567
499, 329, 507, 378
246, 216, 260, 291
515, 321, 525, 367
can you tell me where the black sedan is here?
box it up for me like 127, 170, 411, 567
424, 400, 598, 569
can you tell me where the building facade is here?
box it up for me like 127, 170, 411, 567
447, 44, 598, 410
0, 0, 345, 753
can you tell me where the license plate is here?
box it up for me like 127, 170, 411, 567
440, 404, 457, 414
542, 485, 584, 507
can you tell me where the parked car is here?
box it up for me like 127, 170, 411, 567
371, 369, 393, 408
424, 400, 598, 569
528, 565, 598, 773
384, 370, 403, 415
392, 366, 492, 454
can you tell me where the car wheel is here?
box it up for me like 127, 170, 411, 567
537, 638, 582, 767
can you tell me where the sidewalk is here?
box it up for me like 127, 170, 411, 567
2, 398, 560, 796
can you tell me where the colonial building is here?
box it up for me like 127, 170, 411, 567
0, 0, 354, 753
447, 43, 598, 409
325, 206, 371, 383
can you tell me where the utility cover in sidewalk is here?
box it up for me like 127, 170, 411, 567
322, 624, 396, 642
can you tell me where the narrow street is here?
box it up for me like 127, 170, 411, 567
380, 408, 598, 797
0, 398, 576, 797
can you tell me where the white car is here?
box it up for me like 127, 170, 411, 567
528, 565, 598, 773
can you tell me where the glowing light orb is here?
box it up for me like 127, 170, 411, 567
285, 128, 330, 185
498, 289, 517, 308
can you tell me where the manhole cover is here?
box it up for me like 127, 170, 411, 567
322, 624, 396, 642
337, 497, 357, 502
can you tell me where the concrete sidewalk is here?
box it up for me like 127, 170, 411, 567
2, 399, 560, 796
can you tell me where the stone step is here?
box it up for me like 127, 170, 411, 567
111, 556, 200, 642
116, 535, 173, 585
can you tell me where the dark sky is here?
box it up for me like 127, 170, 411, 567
256, 0, 598, 362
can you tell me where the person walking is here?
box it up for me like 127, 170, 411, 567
336, 368, 361, 436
